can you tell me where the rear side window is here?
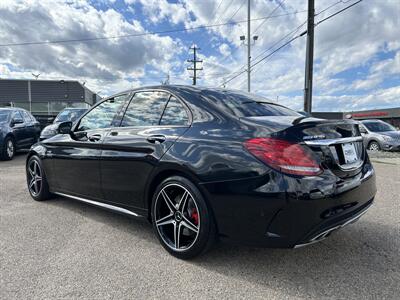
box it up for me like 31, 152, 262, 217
77, 95, 127, 131
202, 90, 300, 118
121, 91, 169, 127
21, 110, 32, 123
160, 96, 189, 126
27, 112, 36, 122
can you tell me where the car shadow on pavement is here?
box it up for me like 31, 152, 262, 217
43, 197, 399, 298
192, 220, 400, 299
46, 196, 158, 245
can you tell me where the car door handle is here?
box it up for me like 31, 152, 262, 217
146, 134, 166, 144
88, 134, 102, 142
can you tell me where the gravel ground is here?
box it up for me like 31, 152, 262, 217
368, 150, 400, 165
0, 154, 399, 299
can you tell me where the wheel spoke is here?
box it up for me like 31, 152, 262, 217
35, 176, 42, 182
155, 213, 174, 226
174, 222, 182, 249
29, 168, 35, 178
161, 190, 176, 213
34, 180, 39, 194
181, 217, 199, 233
29, 178, 35, 189
178, 191, 189, 213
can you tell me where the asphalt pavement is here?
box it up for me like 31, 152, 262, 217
0, 153, 399, 299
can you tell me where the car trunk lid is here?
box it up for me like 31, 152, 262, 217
241, 116, 365, 178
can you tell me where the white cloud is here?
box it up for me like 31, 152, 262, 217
0, 0, 399, 111
219, 43, 231, 57
0, 0, 182, 95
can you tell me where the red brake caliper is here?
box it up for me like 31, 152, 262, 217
190, 208, 199, 226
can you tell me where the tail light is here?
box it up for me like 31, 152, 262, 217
244, 137, 322, 176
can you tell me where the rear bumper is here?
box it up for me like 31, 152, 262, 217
201, 163, 377, 248
294, 198, 373, 248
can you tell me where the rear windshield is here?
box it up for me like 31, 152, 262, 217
202, 90, 300, 118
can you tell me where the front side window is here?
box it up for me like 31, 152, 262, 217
0, 111, 11, 123
121, 91, 169, 127
160, 96, 189, 126
76, 95, 127, 131
12, 111, 24, 123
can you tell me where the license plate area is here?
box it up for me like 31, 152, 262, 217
342, 142, 358, 164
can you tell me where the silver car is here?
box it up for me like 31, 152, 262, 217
359, 119, 400, 151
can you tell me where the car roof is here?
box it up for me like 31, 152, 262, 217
361, 119, 384, 123
61, 107, 87, 111
108, 85, 275, 103
0, 107, 24, 112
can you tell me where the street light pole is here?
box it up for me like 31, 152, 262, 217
247, 0, 251, 92
303, 0, 315, 113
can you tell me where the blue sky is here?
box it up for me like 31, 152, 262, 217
0, 0, 399, 111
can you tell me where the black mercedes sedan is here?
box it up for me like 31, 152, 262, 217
0, 108, 41, 160
26, 86, 377, 259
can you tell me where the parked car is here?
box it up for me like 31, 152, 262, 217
40, 108, 87, 140
359, 119, 400, 151
25, 86, 376, 259
0, 108, 41, 160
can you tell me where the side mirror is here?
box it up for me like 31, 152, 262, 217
358, 125, 367, 134
11, 118, 24, 127
58, 121, 73, 134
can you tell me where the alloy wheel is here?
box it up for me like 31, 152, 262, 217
154, 183, 200, 252
28, 160, 42, 196
6, 140, 14, 158
369, 142, 380, 151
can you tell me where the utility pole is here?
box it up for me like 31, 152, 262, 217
187, 45, 203, 85
247, 0, 251, 92
240, 0, 257, 92
303, 0, 315, 113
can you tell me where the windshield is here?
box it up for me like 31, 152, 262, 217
363, 121, 396, 132
202, 90, 300, 118
0, 111, 10, 123
54, 109, 86, 123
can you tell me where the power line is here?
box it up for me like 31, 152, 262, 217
0, 14, 305, 47
315, 0, 354, 16
213, 0, 225, 22
220, 19, 307, 87
251, 0, 287, 36
315, 0, 362, 26
225, 0, 246, 24
216, 0, 235, 23
222, 34, 302, 86
217, 10, 307, 66
222, 0, 363, 87
251, 20, 307, 64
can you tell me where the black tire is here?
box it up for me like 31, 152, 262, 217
0, 136, 15, 161
151, 176, 217, 259
368, 141, 381, 151
26, 155, 53, 201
